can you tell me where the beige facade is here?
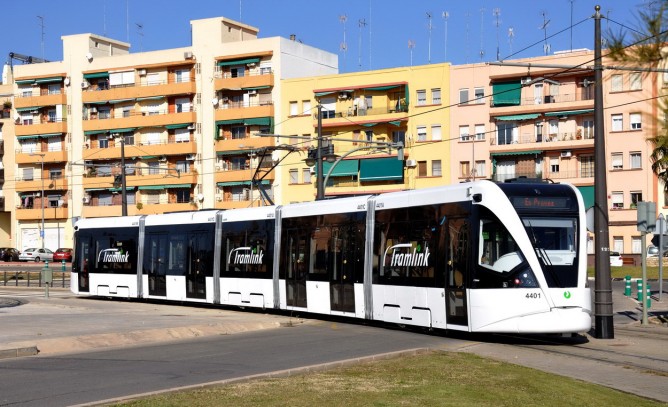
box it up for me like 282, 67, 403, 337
279, 64, 451, 203
1, 16, 337, 251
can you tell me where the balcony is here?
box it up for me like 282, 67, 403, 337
82, 78, 196, 104
84, 138, 196, 161
82, 202, 196, 217
15, 118, 67, 136
15, 176, 68, 193
488, 130, 595, 155
14, 91, 67, 110
16, 206, 68, 221
214, 168, 275, 184
16, 148, 68, 164
215, 101, 274, 122
215, 135, 274, 151
82, 109, 196, 133
215, 71, 274, 91
314, 105, 408, 129
490, 91, 594, 116
83, 170, 198, 189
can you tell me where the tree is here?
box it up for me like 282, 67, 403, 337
607, 2, 668, 189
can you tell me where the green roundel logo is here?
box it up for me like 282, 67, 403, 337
564, 291, 572, 299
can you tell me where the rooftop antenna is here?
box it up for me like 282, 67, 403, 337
358, 18, 367, 69
368, 0, 372, 69
37, 15, 45, 60
570, 0, 574, 52
135, 23, 144, 52
408, 40, 415, 67
507, 27, 515, 56
426, 12, 433, 64
103, 1, 107, 36
465, 12, 471, 63
493, 8, 501, 61
479, 7, 486, 61
442, 11, 449, 62
339, 15, 348, 72
539, 11, 551, 55
240, 0, 242, 21
126, 0, 129, 43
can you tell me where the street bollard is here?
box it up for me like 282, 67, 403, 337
61, 260, 66, 272
624, 275, 632, 296
637, 279, 643, 301
646, 283, 652, 309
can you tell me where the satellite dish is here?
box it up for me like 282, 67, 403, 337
212, 98, 219, 106
196, 193, 204, 202
64, 77, 70, 86
85, 52, 93, 62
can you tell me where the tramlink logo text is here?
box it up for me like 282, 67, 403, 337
229, 247, 264, 265
387, 244, 430, 267
98, 249, 130, 263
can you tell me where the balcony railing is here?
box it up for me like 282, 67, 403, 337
489, 130, 594, 146
491, 91, 594, 108
16, 117, 67, 126
83, 106, 195, 121
218, 100, 274, 109
15, 89, 63, 98
83, 77, 195, 92
314, 105, 408, 119
214, 70, 274, 79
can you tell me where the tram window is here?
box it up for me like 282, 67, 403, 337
94, 232, 138, 274
222, 220, 274, 279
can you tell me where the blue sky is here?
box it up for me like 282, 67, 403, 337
2, 1, 650, 72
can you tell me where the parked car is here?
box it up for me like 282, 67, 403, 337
647, 246, 659, 258
609, 251, 623, 267
53, 248, 73, 262
19, 248, 54, 262
0, 247, 20, 262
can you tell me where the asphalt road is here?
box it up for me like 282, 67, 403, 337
0, 320, 462, 407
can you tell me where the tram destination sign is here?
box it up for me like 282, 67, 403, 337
511, 196, 570, 210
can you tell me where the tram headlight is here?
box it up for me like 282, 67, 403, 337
513, 268, 538, 288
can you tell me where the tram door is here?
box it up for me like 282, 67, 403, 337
329, 225, 357, 313
76, 235, 90, 293
146, 234, 168, 297
446, 218, 469, 326
186, 232, 208, 299
285, 233, 308, 308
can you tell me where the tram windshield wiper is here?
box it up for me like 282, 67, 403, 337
525, 220, 562, 287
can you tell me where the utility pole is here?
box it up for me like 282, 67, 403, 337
593, 5, 614, 339
316, 104, 324, 200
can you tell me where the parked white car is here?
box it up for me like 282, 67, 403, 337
609, 251, 623, 267
18, 248, 54, 262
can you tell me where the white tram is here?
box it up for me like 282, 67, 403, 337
71, 180, 592, 334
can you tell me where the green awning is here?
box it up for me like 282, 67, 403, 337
165, 123, 192, 130
318, 160, 359, 177
141, 155, 157, 159
15, 107, 41, 112
494, 113, 540, 121
39, 133, 63, 138
16, 135, 40, 140
165, 184, 192, 189
244, 117, 272, 126
84, 130, 108, 136
16, 79, 35, 85
492, 81, 522, 106
544, 109, 594, 117
217, 180, 269, 187
361, 122, 378, 127
136, 96, 165, 101
242, 86, 271, 90
216, 57, 260, 67
314, 91, 336, 97
216, 150, 250, 156
109, 186, 135, 192
138, 185, 167, 190
109, 128, 136, 134
83, 72, 109, 79
216, 119, 244, 126
34, 77, 63, 84
389, 121, 403, 126
364, 85, 401, 91
491, 150, 543, 157
359, 158, 404, 181
577, 186, 595, 210
108, 98, 135, 104
84, 188, 106, 192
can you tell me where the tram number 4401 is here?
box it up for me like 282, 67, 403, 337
526, 293, 541, 299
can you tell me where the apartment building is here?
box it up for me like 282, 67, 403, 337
1, 16, 337, 251
449, 50, 659, 255
279, 64, 450, 203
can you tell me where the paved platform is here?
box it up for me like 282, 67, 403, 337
0, 284, 666, 403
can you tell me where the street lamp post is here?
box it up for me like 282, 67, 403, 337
30, 153, 46, 249
111, 133, 128, 216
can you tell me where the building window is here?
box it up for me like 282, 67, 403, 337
175, 189, 189, 204
231, 126, 246, 139
550, 157, 560, 173
417, 90, 426, 106
302, 168, 311, 184
392, 131, 405, 145
289, 101, 298, 116
475, 124, 485, 140
460, 161, 470, 178
611, 192, 624, 209
98, 136, 109, 149
632, 237, 642, 254
611, 153, 623, 170
611, 114, 623, 132
631, 191, 642, 208
431, 88, 441, 104
630, 152, 642, 169
417, 126, 427, 142
611, 74, 623, 92
630, 113, 641, 130
535, 122, 544, 142
459, 88, 469, 105
431, 125, 442, 141
148, 162, 160, 175
580, 155, 594, 177
302, 100, 311, 115
459, 125, 470, 142
289, 169, 298, 184
496, 122, 516, 145
583, 119, 594, 139
475, 160, 486, 177
418, 161, 427, 177
630, 72, 642, 91
49, 169, 62, 180
474, 87, 485, 103
432, 160, 442, 177
613, 236, 624, 253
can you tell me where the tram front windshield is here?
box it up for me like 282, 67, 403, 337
522, 217, 579, 288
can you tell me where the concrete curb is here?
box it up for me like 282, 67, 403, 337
0, 346, 39, 359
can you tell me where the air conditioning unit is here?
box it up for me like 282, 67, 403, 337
81, 81, 89, 89
216, 164, 223, 171
309, 167, 316, 174
186, 154, 196, 161
158, 156, 167, 162
521, 77, 532, 85
82, 196, 90, 204
137, 69, 147, 76
405, 159, 417, 167
247, 62, 256, 67
338, 91, 350, 100
248, 90, 257, 95
560, 150, 572, 158
184, 51, 194, 59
